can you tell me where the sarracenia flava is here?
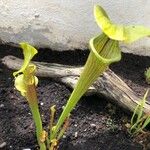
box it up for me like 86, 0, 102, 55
13, 43, 46, 150
51, 5, 150, 140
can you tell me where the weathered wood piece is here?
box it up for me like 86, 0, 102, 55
2, 55, 150, 113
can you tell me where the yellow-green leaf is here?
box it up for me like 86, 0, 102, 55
24, 64, 38, 85
13, 42, 38, 76
14, 74, 26, 96
14, 64, 38, 97
94, 5, 150, 43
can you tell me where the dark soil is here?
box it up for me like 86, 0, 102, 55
0, 45, 150, 150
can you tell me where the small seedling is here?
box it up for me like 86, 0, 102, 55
145, 68, 150, 84
129, 89, 150, 135
13, 43, 46, 150
13, 43, 69, 150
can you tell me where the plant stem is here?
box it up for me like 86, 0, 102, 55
51, 34, 121, 140
50, 106, 56, 140
26, 85, 46, 150
51, 56, 107, 139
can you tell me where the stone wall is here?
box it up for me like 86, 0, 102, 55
0, 0, 150, 56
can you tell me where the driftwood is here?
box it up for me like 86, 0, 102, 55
2, 55, 150, 113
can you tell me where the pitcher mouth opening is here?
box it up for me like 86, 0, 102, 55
89, 34, 121, 64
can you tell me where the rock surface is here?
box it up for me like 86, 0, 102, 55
0, 0, 150, 56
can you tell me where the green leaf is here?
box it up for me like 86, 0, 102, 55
14, 74, 26, 96
13, 43, 38, 97
51, 34, 121, 140
94, 5, 150, 43
89, 33, 121, 64
130, 89, 149, 133
141, 116, 150, 130
14, 64, 38, 97
13, 42, 38, 76
23, 64, 38, 85
131, 89, 149, 125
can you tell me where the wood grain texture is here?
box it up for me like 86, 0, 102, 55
2, 55, 150, 113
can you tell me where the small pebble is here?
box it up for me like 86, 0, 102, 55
10, 95, 14, 99
90, 123, 96, 128
74, 132, 78, 138
23, 149, 31, 150
0, 104, 4, 108
0, 142, 6, 148
40, 102, 44, 106
74, 124, 77, 127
